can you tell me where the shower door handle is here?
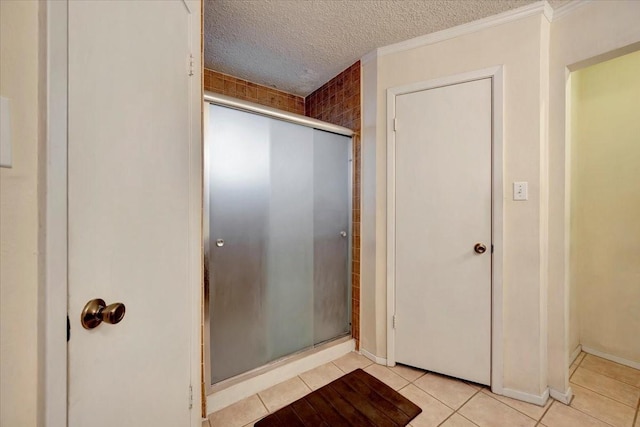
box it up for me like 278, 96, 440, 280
340, 231, 347, 238
216, 239, 224, 247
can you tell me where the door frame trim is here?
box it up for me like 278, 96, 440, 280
41, 1, 69, 425
43, 1, 203, 425
385, 66, 504, 394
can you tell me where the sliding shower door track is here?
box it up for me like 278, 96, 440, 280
208, 334, 351, 395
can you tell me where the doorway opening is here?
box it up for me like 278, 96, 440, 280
567, 49, 640, 374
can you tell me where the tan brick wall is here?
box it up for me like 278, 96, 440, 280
204, 68, 304, 115
305, 61, 361, 350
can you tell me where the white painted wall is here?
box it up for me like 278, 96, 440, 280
570, 50, 640, 364
361, 13, 551, 396
547, 0, 640, 395
0, 1, 41, 425
361, 0, 640, 399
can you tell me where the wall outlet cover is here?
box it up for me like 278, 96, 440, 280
513, 181, 528, 201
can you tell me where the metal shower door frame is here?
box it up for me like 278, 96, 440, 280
203, 93, 353, 393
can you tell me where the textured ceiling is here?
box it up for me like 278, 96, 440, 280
204, 0, 569, 96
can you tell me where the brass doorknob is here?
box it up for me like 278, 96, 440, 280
474, 243, 487, 254
81, 298, 126, 330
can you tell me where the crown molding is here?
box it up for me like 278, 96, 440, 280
551, 0, 591, 21
361, 48, 379, 65
543, 1, 555, 21
374, 1, 551, 59
360, 0, 597, 64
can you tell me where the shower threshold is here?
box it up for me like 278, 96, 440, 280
207, 334, 354, 413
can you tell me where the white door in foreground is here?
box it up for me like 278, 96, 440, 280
394, 78, 492, 385
67, 1, 199, 425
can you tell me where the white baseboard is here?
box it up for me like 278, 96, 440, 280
206, 338, 355, 414
570, 344, 583, 366
360, 347, 387, 365
581, 346, 640, 370
550, 386, 573, 405
501, 387, 550, 407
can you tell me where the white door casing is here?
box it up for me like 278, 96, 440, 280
67, 1, 202, 426
386, 67, 504, 391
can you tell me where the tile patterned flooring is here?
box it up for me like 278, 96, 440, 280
204, 351, 640, 427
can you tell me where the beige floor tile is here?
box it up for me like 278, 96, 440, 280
332, 351, 373, 373
572, 367, 640, 407
440, 413, 479, 426
541, 401, 611, 427
458, 392, 536, 427
257, 376, 310, 412
208, 394, 267, 427
570, 384, 636, 427
299, 362, 344, 390
480, 389, 551, 420
398, 384, 454, 427
581, 354, 640, 387
576, 352, 587, 365
202, 420, 210, 427
413, 373, 477, 410
364, 363, 409, 390
389, 363, 426, 382
635, 414, 640, 427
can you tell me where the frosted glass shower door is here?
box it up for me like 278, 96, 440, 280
207, 104, 350, 385
313, 130, 351, 345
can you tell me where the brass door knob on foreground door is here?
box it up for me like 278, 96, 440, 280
474, 243, 487, 254
81, 298, 126, 330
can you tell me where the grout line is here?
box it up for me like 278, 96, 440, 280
569, 365, 577, 381
457, 388, 482, 410
479, 388, 541, 422
565, 395, 622, 427
454, 412, 480, 426
299, 374, 313, 392
397, 381, 413, 393
570, 377, 639, 408
298, 374, 313, 390
437, 412, 457, 426
255, 392, 270, 414
411, 373, 482, 412
577, 363, 640, 389
567, 352, 585, 382
536, 399, 555, 426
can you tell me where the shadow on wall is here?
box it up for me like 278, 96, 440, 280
569, 49, 640, 366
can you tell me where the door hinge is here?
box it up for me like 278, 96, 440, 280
392, 315, 396, 329
188, 385, 193, 409
393, 118, 398, 131
188, 54, 194, 77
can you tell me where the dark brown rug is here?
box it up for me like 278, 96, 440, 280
254, 368, 422, 426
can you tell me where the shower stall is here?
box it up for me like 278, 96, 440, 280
204, 93, 353, 388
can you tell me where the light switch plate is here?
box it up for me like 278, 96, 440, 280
0, 96, 12, 168
513, 182, 528, 201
